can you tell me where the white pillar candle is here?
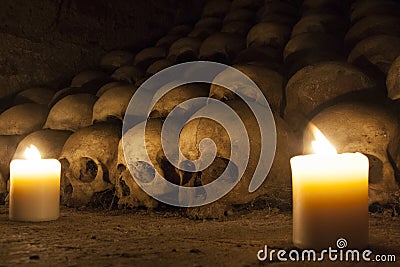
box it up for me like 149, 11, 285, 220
291, 127, 369, 250
9, 145, 61, 222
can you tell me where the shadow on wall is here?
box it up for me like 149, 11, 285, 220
0, 0, 203, 98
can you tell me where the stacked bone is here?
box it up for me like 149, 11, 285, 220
0, 0, 399, 218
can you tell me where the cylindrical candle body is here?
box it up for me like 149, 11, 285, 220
9, 159, 61, 222
291, 153, 369, 250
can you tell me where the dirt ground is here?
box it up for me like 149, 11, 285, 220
0, 206, 399, 267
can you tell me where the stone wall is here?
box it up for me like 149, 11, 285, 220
0, 0, 203, 98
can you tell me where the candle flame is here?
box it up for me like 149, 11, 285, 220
24, 145, 41, 160
310, 125, 337, 155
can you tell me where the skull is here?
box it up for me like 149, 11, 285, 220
199, 32, 246, 64
168, 24, 192, 36
99, 50, 135, 72
70, 70, 107, 88
111, 65, 144, 84
284, 61, 378, 132
347, 35, 400, 80
221, 21, 253, 36
283, 32, 345, 76
0, 135, 24, 201
14, 129, 72, 159
168, 37, 202, 63
247, 22, 291, 50
300, 0, 346, 14
291, 13, 347, 38
14, 87, 54, 105
92, 84, 136, 123
350, 0, 400, 23
115, 119, 173, 209
345, 15, 400, 50
146, 59, 174, 76
256, 1, 298, 26
188, 17, 221, 40
134, 47, 167, 70
209, 64, 283, 113
44, 94, 97, 132
0, 103, 49, 135
150, 83, 210, 119
96, 82, 126, 97
178, 100, 300, 218
223, 8, 254, 24
201, 0, 231, 18
155, 34, 182, 48
59, 122, 121, 206
234, 46, 283, 72
231, 0, 262, 10
303, 101, 399, 205
387, 55, 400, 100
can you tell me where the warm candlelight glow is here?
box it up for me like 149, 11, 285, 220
24, 145, 41, 160
309, 124, 337, 155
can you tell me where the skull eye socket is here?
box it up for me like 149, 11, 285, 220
79, 157, 98, 183
130, 161, 156, 183
201, 157, 239, 185
365, 154, 383, 184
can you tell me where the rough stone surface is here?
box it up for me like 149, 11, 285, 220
0, 207, 398, 266
0, 0, 203, 98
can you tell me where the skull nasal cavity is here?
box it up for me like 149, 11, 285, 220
131, 161, 156, 183
79, 157, 98, 183
365, 154, 383, 184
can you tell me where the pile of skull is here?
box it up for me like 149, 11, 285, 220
0, 0, 400, 218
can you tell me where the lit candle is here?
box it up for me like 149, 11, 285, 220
291, 125, 369, 250
9, 145, 61, 222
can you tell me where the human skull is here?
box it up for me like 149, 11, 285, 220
59, 122, 121, 206
221, 21, 253, 36
178, 100, 299, 218
150, 83, 210, 119
256, 1, 298, 26
350, 0, 400, 23
201, 0, 231, 18
223, 8, 254, 24
291, 14, 347, 38
209, 64, 283, 113
283, 32, 344, 76
70, 70, 107, 87
345, 15, 400, 50
188, 17, 222, 40
168, 37, 202, 63
111, 65, 144, 84
231, 0, 262, 10
0, 135, 24, 201
348, 35, 400, 79
234, 46, 283, 72
99, 50, 135, 72
96, 82, 126, 97
387, 55, 400, 100
14, 87, 54, 105
284, 61, 377, 132
146, 59, 174, 76
44, 94, 97, 132
14, 129, 72, 159
0, 103, 49, 135
247, 22, 291, 50
134, 47, 167, 70
115, 119, 173, 209
92, 83, 136, 123
303, 101, 399, 205
199, 32, 246, 64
